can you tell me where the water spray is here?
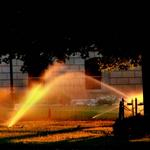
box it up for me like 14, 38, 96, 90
92, 105, 119, 119
6, 65, 143, 127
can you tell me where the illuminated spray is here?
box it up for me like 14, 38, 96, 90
92, 105, 119, 119
92, 93, 143, 119
7, 63, 65, 127
85, 76, 129, 99
7, 64, 87, 127
7, 63, 143, 126
86, 76, 143, 118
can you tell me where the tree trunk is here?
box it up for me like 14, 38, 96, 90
142, 50, 150, 117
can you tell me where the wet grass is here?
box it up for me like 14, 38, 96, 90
0, 120, 149, 149
0, 121, 113, 145
15, 104, 119, 121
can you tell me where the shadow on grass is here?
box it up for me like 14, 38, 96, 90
1, 135, 150, 150
0, 125, 89, 143
0, 119, 150, 150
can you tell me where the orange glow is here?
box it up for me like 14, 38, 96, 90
126, 92, 143, 104
7, 71, 127, 127
7, 64, 88, 127
7, 63, 65, 127
7, 85, 43, 127
6, 63, 143, 127
42, 62, 65, 81
85, 76, 129, 99
0, 88, 10, 102
126, 92, 144, 115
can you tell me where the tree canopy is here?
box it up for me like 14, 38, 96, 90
0, 5, 144, 76
1, 3, 150, 117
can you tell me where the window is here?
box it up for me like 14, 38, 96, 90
85, 58, 101, 89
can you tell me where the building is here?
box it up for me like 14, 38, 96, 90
0, 51, 143, 103
0, 59, 28, 88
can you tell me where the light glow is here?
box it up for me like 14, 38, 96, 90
7, 63, 142, 127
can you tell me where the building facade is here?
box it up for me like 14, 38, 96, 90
0, 59, 28, 88
0, 51, 143, 100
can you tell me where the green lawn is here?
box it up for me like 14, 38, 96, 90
19, 104, 119, 121
0, 104, 119, 124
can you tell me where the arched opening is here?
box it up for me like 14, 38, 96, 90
85, 57, 101, 89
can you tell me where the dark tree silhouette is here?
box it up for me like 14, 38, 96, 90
0, 5, 149, 118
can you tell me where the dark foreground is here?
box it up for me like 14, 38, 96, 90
0, 120, 149, 150
1, 136, 150, 150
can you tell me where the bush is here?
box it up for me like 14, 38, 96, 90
113, 115, 150, 139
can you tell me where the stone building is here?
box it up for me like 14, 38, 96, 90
0, 59, 28, 88
64, 51, 143, 99
0, 51, 143, 101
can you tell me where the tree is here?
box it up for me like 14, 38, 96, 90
0, 5, 148, 118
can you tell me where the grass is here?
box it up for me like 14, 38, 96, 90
0, 104, 149, 149
0, 120, 113, 144
0, 120, 150, 149
15, 104, 119, 121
